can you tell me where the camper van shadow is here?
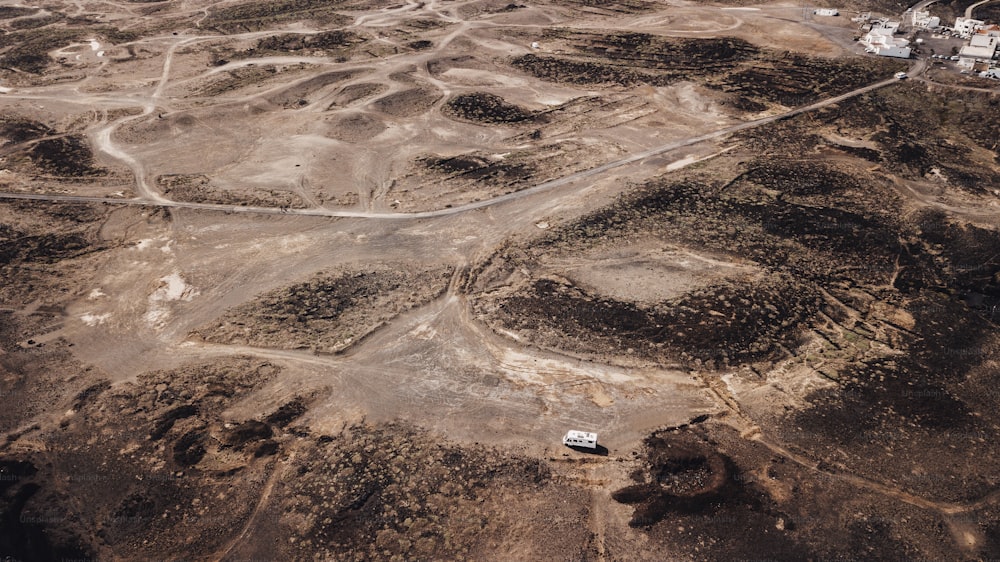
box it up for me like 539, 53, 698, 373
565, 444, 609, 456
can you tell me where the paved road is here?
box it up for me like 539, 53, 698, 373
966, 0, 998, 18
0, 62, 922, 221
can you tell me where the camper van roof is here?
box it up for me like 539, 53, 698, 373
566, 430, 597, 440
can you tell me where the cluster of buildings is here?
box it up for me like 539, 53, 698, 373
860, 19, 911, 58
958, 25, 1000, 72
859, 12, 999, 77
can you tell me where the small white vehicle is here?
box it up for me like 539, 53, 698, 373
894, 72, 908, 79
562, 430, 598, 449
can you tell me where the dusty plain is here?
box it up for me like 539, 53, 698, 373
0, 0, 999, 560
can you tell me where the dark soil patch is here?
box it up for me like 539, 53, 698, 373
371, 87, 442, 117
9, 14, 64, 31
0, 358, 281, 558
253, 440, 280, 457
266, 69, 362, 108
443, 92, 536, 125
222, 420, 274, 449
0, 115, 52, 144
511, 32, 758, 87
510, 30, 902, 112
763, 85, 1000, 193
610, 426, 825, 561
407, 39, 433, 50
190, 65, 284, 97
0, 26, 137, 75
326, 112, 386, 142
159, 174, 306, 208
543, 168, 903, 285
0, 201, 114, 312
0, 28, 83, 73
265, 398, 308, 427
71, 380, 111, 411
706, 92, 1000, 503
27, 135, 105, 177
195, 265, 454, 353
247, 30, 367, 57
422, 153, 532, 184
512, 53, 674, 86
279, 421, 583, 560
613, 431, 736, 526
203, 0, 359, 33
0, 7, 38, 19
712, 55, 905, 107
0, 460, 93, 561
0, 231, 97, 265
489, 273, 819, 368
173, 430, 207, 466
571, 32, 760, 72
149, 404, 200, 441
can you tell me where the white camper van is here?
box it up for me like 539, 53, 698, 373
562, 430, 598, 449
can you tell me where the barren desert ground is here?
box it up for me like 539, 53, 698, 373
1, 0, 1000, 559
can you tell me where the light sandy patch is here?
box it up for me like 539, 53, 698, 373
80, 312, 112, 326
665, 147, 735, 171
823, 132, 878, 149
542, 240, 757, 305
154, 272, 199, 302
498, 348, 636, 387
144, 272, 199, 329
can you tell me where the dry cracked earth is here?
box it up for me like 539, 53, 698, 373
1, 0, 999, 560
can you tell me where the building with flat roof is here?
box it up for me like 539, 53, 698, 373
910, 10, 940, 29
861, 22, 911, 58
955, 17, 984, 38
958, 34, 998, 68
970, 34, 999, 48
958, 45, 997, 68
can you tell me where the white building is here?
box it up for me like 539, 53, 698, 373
955, 17, 984, 38
910, 10, 940, 29
862, 22, 911, 58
